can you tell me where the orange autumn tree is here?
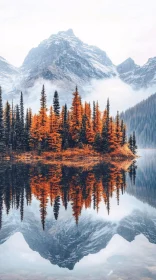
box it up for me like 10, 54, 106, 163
70, 86, 82, 146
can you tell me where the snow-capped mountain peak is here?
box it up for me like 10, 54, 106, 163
21, 29, 116, 92
117, 57, 138, 74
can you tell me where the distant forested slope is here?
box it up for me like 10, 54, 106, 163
121, 93, 156, 147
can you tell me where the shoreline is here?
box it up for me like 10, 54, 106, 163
0, 147, 136, 166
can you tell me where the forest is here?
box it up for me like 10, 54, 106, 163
0, 85, 137, 157
121, 93, 156, 148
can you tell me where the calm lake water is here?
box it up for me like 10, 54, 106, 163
0, 150, 156, 280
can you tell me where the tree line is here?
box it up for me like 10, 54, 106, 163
121, 93, 156, 148
0, 85, 137, 154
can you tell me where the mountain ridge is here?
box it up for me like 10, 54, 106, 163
1, 29, 156, 97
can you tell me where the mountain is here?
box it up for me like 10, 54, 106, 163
121, 93, 156, 147
1, 29, 156, 99
0, 208, 156, 270
117, 57, 156, 89
21, 29, 116, 91
0, 56, 19, 97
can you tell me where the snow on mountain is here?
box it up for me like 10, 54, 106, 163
117, 57, 156, 89
1, 29, 156, 102
0, 56, 19, 98
1, 207, 156, 270
21, 29, 116, 92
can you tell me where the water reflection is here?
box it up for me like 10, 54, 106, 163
1, 152, 156, 278
0, 161, 135, 230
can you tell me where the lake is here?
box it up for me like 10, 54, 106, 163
0, 149, 156, 280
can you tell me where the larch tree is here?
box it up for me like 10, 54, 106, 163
70, 86, 82, 145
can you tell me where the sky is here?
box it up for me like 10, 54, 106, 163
0, 0, 156, 67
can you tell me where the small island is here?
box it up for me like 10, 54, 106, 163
0, 85, 137, 162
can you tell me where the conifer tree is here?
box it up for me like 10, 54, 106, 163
20, 92, 25, 150
122, 124, 127, 146
101, 122, 108, 153
0, 87, 6, 153
132, 131, 137, 154
11, 101, 15, 151
20, 92, 24, 130
38, 85, 48, 150
92, 101, 96, 132
28, 108, 32, 128
62, 104, 70, 149
128, 134, 133, 153
53, 91, 60, 116
25, 109, 30, 151
95, 101, 101, 134
4, 101, 11, 149
80, 114, 87, 145
115, 111, 122, 145
108, 117, 117, 152
70, 86, 82, 145
94, 133, 102, 152
15, 105, 21, 151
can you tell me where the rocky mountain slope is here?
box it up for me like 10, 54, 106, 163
117, 57, 156, 89
1, 29, 156, 98
20, 29, 116, 90
0, 56, 19, 96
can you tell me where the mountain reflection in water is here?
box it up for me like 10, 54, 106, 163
1, 151, 156, 279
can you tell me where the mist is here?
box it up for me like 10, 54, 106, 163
7, 77, 156, 115
84, 78, 156, 116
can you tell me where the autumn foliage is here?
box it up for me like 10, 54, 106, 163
0, 85, 137, 155
0, 162, 137, 229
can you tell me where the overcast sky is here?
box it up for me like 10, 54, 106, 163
0, 0, 156, 67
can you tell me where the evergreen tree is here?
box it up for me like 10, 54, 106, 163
122, 124, 127, 145
116, 111, 122, 145
20, 92, 24, 130
11, 101, 15, 151
53, 91, 60, 116
101, 122, 109, 153
70, 86, 82, 145
132, 131, 137, 154
128, 134, 133, 153
53, 196, 60, 220
4, 101, 11, 149
92, 101, 96, 132
39, 85, 48, 150
94, 133, 102, 152
15, 105, 21, 151
0, 87, 6, 153
25, 109, 30, 151
20, 92, 25, 150
80, 114, 87, 144
40, 85, 47, 126
62, 104, 70, 149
